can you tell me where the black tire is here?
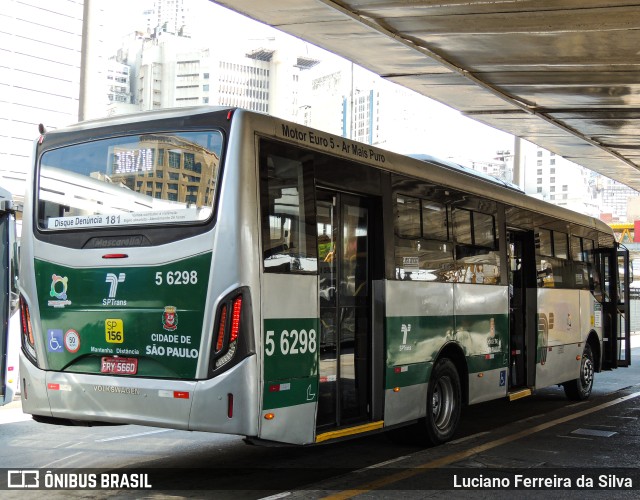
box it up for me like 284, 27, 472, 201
425, 358, 461, 445
563, 343, 594, 400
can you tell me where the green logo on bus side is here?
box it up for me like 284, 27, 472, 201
385, 313, 508, 389
35, 253, 212, 379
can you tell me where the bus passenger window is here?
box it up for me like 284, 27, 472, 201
452, 209, 500, 284
535, 229, 554, 287
537, 260, 554, 288
260, 145, 317, 274
584, 238, 595, 261
554, 232, 568, 259
394, 239, 454, 282
534, 229, 575, 288
535, 229, 553, 257
570, 235, 583, 261
473, 212, 495, 249
395, 195, 421, 238
571, 236, 589, 289
591, 255, 607, 302
452, 209, 472, 245
422, 200, 448, 240
455, 245, 500, 284
394, 195, 454, 281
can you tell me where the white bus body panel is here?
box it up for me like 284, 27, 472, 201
384, 385, 427, 427
383, 281, 452, 426
383, 281, 509, 421
18, 112, 263, 433
259, 274, 318, 445
20, 352, 259, 434
535, 288, 582, 389
454, 283, 509, 355
2, 310, 20, 405
455, 284, 509, 404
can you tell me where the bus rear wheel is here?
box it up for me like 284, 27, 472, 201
424, 358, 461, 445
563, 343, 594, 400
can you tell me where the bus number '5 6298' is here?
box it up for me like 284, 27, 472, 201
265, 330, 317, 356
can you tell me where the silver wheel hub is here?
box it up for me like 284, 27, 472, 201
582, 357, 594, 388
432, 376, 454, 430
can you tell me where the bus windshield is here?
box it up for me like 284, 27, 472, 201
38, 131, 223, 230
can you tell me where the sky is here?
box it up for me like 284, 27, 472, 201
99, 0, 515, 165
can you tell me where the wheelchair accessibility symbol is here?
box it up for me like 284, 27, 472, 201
499, 369, 507, 387
47, 329, 63, 353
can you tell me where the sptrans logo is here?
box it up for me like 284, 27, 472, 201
104, 273, 126, 306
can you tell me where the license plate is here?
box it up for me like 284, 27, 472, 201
101, 357, 138, 375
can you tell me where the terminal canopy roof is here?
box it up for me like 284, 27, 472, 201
215, 0, 640, 190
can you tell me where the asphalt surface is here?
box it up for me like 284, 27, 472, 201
1, 336, 639, 499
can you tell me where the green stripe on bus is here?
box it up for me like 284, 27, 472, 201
263, 318, 320, 381
386, 314, 508, 360
262, 318, 319, 410
385, 313, 509, 387
385, 315, 454, 367
263, 377, 318, 410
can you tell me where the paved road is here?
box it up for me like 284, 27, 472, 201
1, 337, 638, 498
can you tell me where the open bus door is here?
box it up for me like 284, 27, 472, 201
507, 229, 537, 393
0, 188, 14, 405
595, 244, 631, 369
316, 190, 374, 431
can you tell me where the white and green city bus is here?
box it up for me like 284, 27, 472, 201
18, 107, 630, 445
1, 186, 20, 406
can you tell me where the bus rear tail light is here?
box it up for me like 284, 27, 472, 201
230, 296, 242, 343
210, 288, 254, 375
216, 305, 228, 352
213, 293, 243, 369
19, 295, 38, 364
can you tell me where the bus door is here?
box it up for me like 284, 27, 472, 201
316, 190, 372, 430
595, 245, 631, 369
507, 230, 537, 390
616, 247, 631, 366
0, 200, 11, 405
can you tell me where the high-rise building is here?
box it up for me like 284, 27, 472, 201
308, 64, 444, 157
349, 89, 376, 144
145, 0, 189, 37
309, 65, 383, 144
0, 0, 85, 177
466, 157, 513, 184
519, 140, 640, 221
596, 176, 640, 222
309, 71, 347, 137
107, 60, 132, 105
521, 141, 600, 216
114, 31, 318, 123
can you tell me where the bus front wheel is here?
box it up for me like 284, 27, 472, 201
424, 358, 461, 445
563, 343, 594, 400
